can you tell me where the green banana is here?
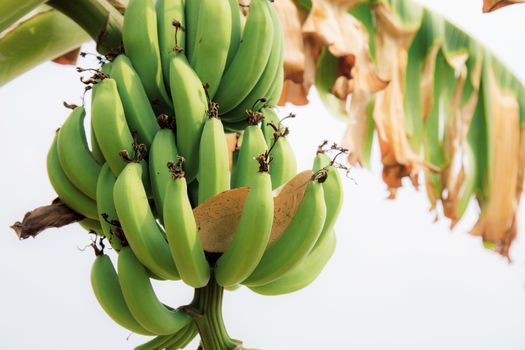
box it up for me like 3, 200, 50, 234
47, 133, 98, 219
230, 117, 268, 188
243, 178, 327, 287
261, 108, 280, 146
188, 0, 232, 98
78, 218, 102, 234
215, 162, 274, 288
96, 163, 124, 251
123, 0, 172, 112
91, 253, 154, 336
149, 127, 178, 223
213, 0, 274, 114
198, 115, 230, 204
221, 3, 283, 123
269, 133, 297, 190
156, 0, 185, 85
183, 0, 199, 63
249, 229, 336, 296
164, 160, 210, 288
57, 106, 101, 200
117, 246, 192, 335
113, 162, 180, 280
91, 78, 134, 177
111, 54, 160, 148
312, 152, 343, 249
169, 53, 207, 182
90, 123, 105, 165
225, 0, 242, 69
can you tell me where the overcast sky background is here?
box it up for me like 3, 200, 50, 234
2, 1, 525, 349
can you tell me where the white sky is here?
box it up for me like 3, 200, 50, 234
1, 0, 525, 349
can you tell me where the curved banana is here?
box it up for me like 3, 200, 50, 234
96, 163, 124, 251
90, 123, 105, 165
214, 0, 274, 114
47, 133, 98, 219
225, 0, 242, 69
168, 53, 207, 182
269, 137, 297, 190
164, 161, 210, 288
243, 179, 327, 287
91, 253, 154, 336
312, 152, 343, 249
221, 4, 283, 123
230, 118, 267, 188
91, 78, 134, 177
156, 0, 185, 84
188, 0, 232, 98
118, 246, 192, 335
215, 163, 274, 288
111, 54, 160, 148
183, 0, 199, 63
261, 108, 280, 146
123, 0, 172, 112
149, 127, 178, 223
198, 115, 230, 204
249, 229, 336, 296
57, 106, 101, 199
113, 162, 180, 280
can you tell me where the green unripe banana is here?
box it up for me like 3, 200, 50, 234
56, 106, 101, 200
123, 0, 172, 112
169, 53, 207, 182
156, 0, 185, 85
198, 116, 230, 204
96, 163, 124, 252
78, 218, 102, 234
118, 246, 192, 335
312, 152, 343, 249
188, 0, 232, 98
114, 162, 180, 280
111, 54, 160, 148
47, 133, 98, 219
215, 166, 274, 288
149, 127, 178, 223
243, 179, 327, 287
91, 78, 134, 177
249, 229, 336, 296
164, 163, 210, 288
214, 0, 274, 114
221, 3, 284, 123
91, 253, 154, 336
231, 120, 267, 188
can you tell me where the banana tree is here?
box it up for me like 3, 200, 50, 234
2, 0, 525, 349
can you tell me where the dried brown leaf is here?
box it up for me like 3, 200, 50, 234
483, 0, 525, 12
194, 171, 313, 252
275, 0, 306, 83
52, 47, 81, 65
470, 68, 520, 258
11, 198, 84, 239
372, 3, 437, 197
278, 79, 309, 106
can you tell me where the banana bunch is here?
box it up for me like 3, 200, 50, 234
45, 0, 343, 346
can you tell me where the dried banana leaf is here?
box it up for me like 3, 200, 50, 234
483, 0, 525, 12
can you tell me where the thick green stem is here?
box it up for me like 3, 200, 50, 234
47, 0, 123, 54
187, 274, 242, 350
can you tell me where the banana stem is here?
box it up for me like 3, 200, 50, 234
47, 0, 123, 54
188, 273, 241, 350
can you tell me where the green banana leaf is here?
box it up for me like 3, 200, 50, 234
0, 8, 90, 86
0, 0, 47, 33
